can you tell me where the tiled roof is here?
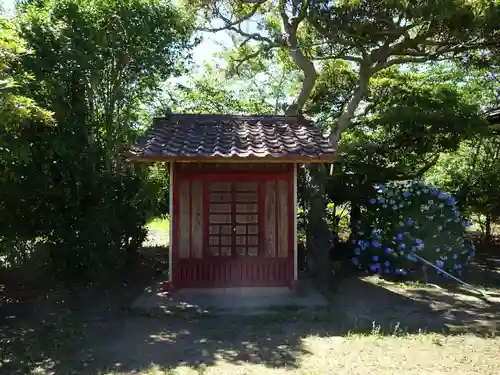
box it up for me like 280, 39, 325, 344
486, 107, 500, 124
128, 114, 335, 161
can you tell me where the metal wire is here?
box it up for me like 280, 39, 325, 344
410, 252, 489, 298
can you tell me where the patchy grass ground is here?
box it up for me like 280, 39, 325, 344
2, 236, 500, 375
146, 217, 170, 233
105, 333, 500, 375
144, 217, 170, 249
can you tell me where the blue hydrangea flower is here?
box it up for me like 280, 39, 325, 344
407, 253, 417, 262
372, 240, 382, 248
384, 260, 390, 267
435, 248, 440, 253
385, 248, 392, 255
403, 191, 410, 197
397, 233, 404, 240
372, 255, 379, 261
399, 243, 406, 249
406, 219, 413, 226
352, 258, 359, 265
369, 198, 377, 204
437, 226, 443, 231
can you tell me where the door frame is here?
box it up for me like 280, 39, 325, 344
204, 179, 263, 260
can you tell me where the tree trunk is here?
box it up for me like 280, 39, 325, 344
279, 3, 317, 114
305, 164, 332, 282
330, 65, 371, 148
349, 202, 361, 242
485, 214, 492, 245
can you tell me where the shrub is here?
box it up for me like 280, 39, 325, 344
0, 136, 155, 282
351, 181, 475, 277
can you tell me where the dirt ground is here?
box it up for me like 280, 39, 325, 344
1, 246, 500, 375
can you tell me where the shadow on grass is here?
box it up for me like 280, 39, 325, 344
1, 253, 500, 375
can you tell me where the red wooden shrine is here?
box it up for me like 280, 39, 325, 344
172, 163, 295, 288
127, 114, 335, 290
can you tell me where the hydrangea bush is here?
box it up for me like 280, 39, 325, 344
351, 181, 476, 277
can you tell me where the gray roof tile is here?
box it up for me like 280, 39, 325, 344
128, 114, 335, 161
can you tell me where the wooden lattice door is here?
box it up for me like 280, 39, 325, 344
207, 181, 260, 257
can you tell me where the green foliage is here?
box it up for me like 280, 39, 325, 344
352, 181, 475, 277
164, 61, 300, 114
146, 164, 170, 217
426, 137, 500, 231
0, 0, 194, 280
306, 60, 357, 124
16, 0, 194, 150
322, 69, 486, 205
0, 18, 53, 165
308, 0, 500, 61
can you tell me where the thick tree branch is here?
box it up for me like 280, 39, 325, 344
231, 47, 270, 74
279, 0, 317, 114
402, 153, 440, 179
330, 63, 371, 151
315, 54, 363, 63
198, 3, 264, 32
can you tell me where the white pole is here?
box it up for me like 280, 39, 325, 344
410, 252, 488, 298
168, 161, 174, 281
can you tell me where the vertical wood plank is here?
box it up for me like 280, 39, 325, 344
191, 180, 203, 258
277, 180, 289, 257
169, 162, 174, 281
179, 179, 190, 258
292, 163, 298, 280
265, 181, 276, 257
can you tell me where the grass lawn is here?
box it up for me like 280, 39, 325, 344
2, 252, 500, 375
144, 216, 170, 247
146, 216, 170, 233
2, 273, 500, 375
105, 333, 500, 375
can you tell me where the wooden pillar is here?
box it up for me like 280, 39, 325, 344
167, 161, 174, 289
293, 163, 298, 281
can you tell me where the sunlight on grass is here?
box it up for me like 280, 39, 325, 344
106, 364, 177, 374
146, 216, 170, 233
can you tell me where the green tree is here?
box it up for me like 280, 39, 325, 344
193, 0, 500, 143
426, 136, 500, 244
0, 0, 195, 279
162, 60, 300, 115
190, 0, 500, 279
305, 67, 486, 237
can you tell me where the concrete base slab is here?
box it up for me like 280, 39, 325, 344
131, 282, 329, 316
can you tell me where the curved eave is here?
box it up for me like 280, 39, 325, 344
124, 150, 335, 163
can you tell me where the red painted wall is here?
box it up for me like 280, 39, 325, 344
171, 162, 295, 288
